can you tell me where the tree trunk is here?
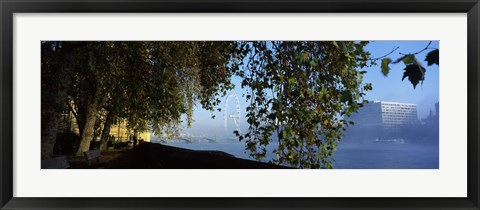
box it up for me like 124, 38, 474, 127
76, 105, 86, 136
41, 108, 61, 159
99, 111, 114, 151
41, 53, 72, 159
41, 42, 87, 159
75, 99, 98, 156
133, 131, 138, 147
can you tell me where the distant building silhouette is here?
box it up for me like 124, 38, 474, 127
346, 101, 419, 141
419, 102, 439, 142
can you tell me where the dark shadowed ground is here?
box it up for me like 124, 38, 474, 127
103, 142, 291, 169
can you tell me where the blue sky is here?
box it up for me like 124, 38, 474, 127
178, 41, 439, 137
362, 41, 439, 116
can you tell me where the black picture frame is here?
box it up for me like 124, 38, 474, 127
1, 0, 479, 209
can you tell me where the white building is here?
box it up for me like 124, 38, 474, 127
348, 101, 419, 136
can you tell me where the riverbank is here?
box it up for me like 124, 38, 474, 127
103, 142, 290, 169
68, 150, 126, 168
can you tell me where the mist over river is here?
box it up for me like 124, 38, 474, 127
152, 138, 439, 169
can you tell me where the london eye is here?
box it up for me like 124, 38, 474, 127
223, 92, 241, 135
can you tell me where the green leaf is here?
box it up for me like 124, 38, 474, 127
402, 54, 416, 65
288, 77, 296, 85
380, 58, 392, 76
393, 54, 415, 65
332, 41, 339, 48
281, 130, 287, 139
425, 49, 439, 66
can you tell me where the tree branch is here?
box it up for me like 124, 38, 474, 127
67, 97, 78, 120
399, 41, 437, 55
369, 46, 399, 60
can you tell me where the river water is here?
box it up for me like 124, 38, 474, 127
157, 140, 439, 169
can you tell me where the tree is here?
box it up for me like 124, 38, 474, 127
42, 41, 241, 157
41, 41, 87, 159
67, 42, 127, 156
234, 41, 373, 168
125, 41, 240, 138
41, 41, 66, 159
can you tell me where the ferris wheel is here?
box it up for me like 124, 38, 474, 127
224, 92, 241, 134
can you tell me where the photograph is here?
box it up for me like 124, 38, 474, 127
41, 41, 440, 169
2, 0, 478, 208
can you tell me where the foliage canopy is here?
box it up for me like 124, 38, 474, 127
233, 41, 372, 168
